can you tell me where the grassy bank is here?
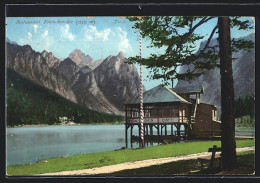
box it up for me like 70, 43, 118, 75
105, 150, 255, 176
7, 139, 254, 176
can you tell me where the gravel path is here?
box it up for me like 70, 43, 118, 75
39, 146, 254, 176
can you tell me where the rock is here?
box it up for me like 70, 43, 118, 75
6, 43, 77, 103
176, 33, 255, 107
68, 49, 93, 68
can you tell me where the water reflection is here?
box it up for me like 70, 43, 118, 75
7, 125, 126, 166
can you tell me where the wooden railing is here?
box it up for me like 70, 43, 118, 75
126, 117, 189, 124
191, 99, 198, 123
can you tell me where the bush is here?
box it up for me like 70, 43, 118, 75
235, 115, 255, 127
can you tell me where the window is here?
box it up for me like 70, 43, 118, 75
127, 110, 132, 118
158, 109, 166, 117
150, 109, 157, 117
144, 110, 150, 117
212, 109, 217, 120
170, 109, 178, 117
132, 110, 139, 117
179, 110, 183, 117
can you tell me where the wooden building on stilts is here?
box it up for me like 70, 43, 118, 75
124, 85, 221, 148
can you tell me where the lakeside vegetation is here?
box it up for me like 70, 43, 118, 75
235, 115, 255, 128
7, 68, 124, 127
234, 93, 255, 127
7, 139, 254, 176
235, 93, 255, 118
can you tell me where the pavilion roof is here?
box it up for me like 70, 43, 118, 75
171, 85, 204, 94
125, 85, 191, 105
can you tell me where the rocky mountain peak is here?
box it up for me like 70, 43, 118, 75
55, 58, 80, 83
41, 50, 61, 68
41, 50, 48, 57
62, 57, 77, 65
117, 51, 126, 59
68, 49, 93, 68
6, 37, 18, 45
7, 43, 77, 103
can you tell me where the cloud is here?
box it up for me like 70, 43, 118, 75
96, 28, 111, 41
27, 32, 32, 40
42, 30, 48, 38
115, 27, 132, 53
82, 25, 132, 55
83, 25, 111, 41
33, 24, 38, 33
19, 32, 33, 45
60, 24, 75, 41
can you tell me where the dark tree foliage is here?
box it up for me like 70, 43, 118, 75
6, 68, 124, 127
127, 16, 254, 84
234, 93, 255, 118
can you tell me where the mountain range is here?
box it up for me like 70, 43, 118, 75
6, 42, 142, 116
6, 33, 254, 116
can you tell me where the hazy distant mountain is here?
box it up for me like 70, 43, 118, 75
68, 49, 93, 68
176, 33, 255, 107
88, 59, 104, 70
68, 49, 103, 70
6, 37, 18, 45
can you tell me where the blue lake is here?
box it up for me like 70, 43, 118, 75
6, 125, 128, 166
6, 125, 254, 166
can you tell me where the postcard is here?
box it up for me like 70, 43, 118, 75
5, 5, 255, 177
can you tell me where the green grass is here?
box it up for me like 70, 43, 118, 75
105, 150, 254, 176
6, 139, 254, 176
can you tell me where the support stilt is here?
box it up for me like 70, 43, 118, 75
158, 124, 160, 144
131, 125, 133, 148
125, 124, 128, 148
177, 124, 180, 137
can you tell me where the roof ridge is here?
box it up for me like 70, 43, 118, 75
164, 86, 190, 103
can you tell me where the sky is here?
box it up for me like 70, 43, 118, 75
6, 16, 254, 90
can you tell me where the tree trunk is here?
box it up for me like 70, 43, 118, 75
218, 17, 237, 170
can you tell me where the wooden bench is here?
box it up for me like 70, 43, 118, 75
198, 145, 222, 169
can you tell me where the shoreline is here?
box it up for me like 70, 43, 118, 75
6, 122, 125, 128
7, 123, 254, 129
